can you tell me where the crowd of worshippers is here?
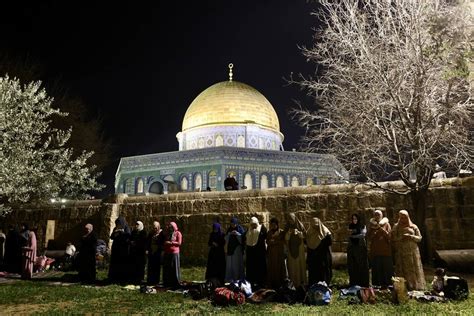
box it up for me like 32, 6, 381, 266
95, 209, 427, 292
0, 209, 430, 292
203, 209, 427, 292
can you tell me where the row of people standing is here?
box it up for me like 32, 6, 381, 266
205, 214, 333, 289
2, 222, 98, 283
347, 210, 426, 290
108, 217, 182, 287
1, 224, 37, 280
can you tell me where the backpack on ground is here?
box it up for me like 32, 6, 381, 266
304, 281, 332, 305
248, 289, 277, 304
444, 277, 469, 300
357, 287, 376, 304
275, 279, 298, 304
212, 287, 245, 306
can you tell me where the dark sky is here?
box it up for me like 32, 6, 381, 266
1, 0, 320, 196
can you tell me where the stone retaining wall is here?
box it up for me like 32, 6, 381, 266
2, 177, 473, 261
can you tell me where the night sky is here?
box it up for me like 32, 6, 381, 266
1, 0, 320, 196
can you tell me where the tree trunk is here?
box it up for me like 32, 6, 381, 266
410, 188, 432, 263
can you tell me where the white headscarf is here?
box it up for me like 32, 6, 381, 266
306, 217, 331, 249
370, 210, 389, 227
136, 221, 144, 232
246, 217, 262, 247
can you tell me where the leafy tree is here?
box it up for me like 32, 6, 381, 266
293, 0, 473, 257
0, 76, 103, 214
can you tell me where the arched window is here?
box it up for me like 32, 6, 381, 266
291, 176, 300, 187
244, 173, 253, 190
237, 135, 245, 147
124, 178, 134, 194
306, 177, 313, 186
149, 181, 164, 194
194, 173, 202, 191
276, 175, 284, 188
136, 178, 144, 193
260, 174, 269, 189
215, 135, 224, 147
180, 176, 188, 191
208, 170, 217, 189
198, 138, 205, 149
259, 138, 265, 149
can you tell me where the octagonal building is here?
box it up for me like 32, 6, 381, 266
115, 65, 348, 194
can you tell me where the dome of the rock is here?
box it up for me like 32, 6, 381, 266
177, 65, 284, 151
182, 80, 280, 133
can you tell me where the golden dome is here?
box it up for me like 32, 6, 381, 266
182, 81, 280, 132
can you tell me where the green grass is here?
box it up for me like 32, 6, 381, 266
0, 267, 473, 315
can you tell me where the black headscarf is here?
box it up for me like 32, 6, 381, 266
269, 218, 279, 232
349, 214, 363, 235
115, 217, 131, 235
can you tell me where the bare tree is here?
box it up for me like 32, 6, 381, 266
293, 0, 473, 257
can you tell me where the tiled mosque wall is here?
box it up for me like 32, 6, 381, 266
3, 177, 473, 261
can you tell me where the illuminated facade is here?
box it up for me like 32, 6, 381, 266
115, 65, 348, 194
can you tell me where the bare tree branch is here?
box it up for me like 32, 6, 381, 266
292, 0, 473, 191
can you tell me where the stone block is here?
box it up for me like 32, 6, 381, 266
286, 195, 308, 212
263, 196, 286, 213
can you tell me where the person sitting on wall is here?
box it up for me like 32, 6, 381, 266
65, 242, 76, 260
224, 176, 239, 191
432, 164, 447, 179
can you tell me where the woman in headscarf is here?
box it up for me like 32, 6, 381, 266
77, 223, 97, 283
266, 218, 287, 288
130, 220, 147, 283
147, 221, 165, 285
284, 213, 307, 287
205, 222, 226, 283
225, 217, 245, 282
306, 217, 332, 286
392, 210, 426, 290
245, 217, 267, 289
20, 223, 36, 280
368, 210, 393, 288
4, 225, 22, 273
163, 221, 182, 288
347, 214, 369, 287
108, 216, 132, 283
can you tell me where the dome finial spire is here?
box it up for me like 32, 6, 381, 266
228, 63, 233, 82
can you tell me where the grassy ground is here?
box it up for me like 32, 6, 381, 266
0, 267, 473, 315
